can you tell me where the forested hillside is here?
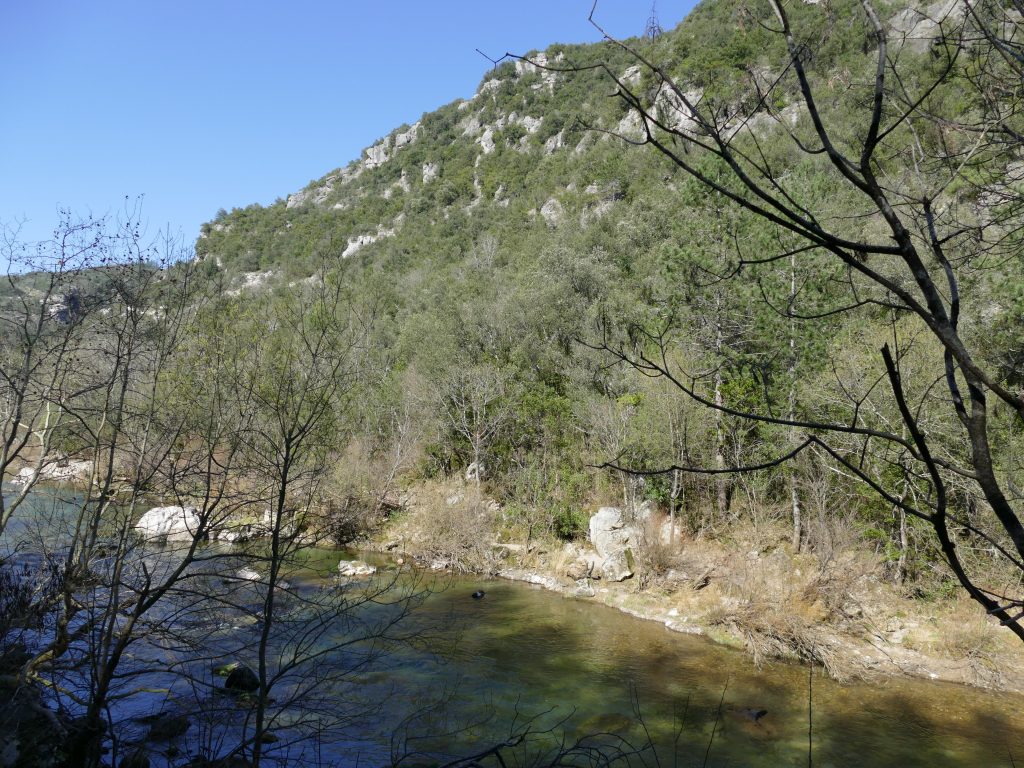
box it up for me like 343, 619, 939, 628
189, 0, 1022, 594
2, 2, 1024, 760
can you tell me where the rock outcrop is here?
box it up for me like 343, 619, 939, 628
588, 506, 638, 582
11, 459, 92, 485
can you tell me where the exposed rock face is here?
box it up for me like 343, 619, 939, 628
363, 138, 391, 169
616, 108, 646, 141
422, 162, 439, 183
394, 121, 420, 149
477, 78, 504, 96
478, 127, 496, 154
889, 0, 964, 54
620, 64, 642, 86
543, 130, 564, 154
520, 115, 543, 134
135, 505, 201, 540
286, 189, 311, 209
654, 83, 704, 138
11, 459, 92, 485
540, 198, 563, 225
514, 51, 562, 91
337, 560, 376, 578
341, 224, 396, 258
588, 507, 637, 582
225, 269, 275, 297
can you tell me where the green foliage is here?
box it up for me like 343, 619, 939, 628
174, 0, 1024, 584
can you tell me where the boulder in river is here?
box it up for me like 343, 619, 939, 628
235, 567, 262, 582
135, 505, 202, 540
225, 664, 260, 693
146, 713, 189, 741
337, 560, 376, 578
121, 749, 152, 768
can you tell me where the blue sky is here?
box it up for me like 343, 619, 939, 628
1, 1, 697, 248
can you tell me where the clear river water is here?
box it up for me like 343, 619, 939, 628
4, 487, 1024, 767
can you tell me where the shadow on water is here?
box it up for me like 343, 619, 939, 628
4, 501, 1024, 767
396, 577, 1024, 768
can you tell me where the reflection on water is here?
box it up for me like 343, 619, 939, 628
281, 549, 1024, 766
3, 487, 1023, 767
373, 575, 1024, 767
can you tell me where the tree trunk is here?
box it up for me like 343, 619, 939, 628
714, 311, 728, 519
788, 252, 802, 553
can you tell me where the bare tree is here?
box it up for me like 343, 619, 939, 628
435, 363, 514, 499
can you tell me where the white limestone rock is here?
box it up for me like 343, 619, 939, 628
889, 0, 964, 54
620, 65, 642, 86
394, 121, 420, 149
588, 507, 638, 582
135, 505, 201, 540
363, 138, 391, 169
338, 560, 377, 578
540, 198, 563, 225
478, 127, 496, 154
544, 130, 564, 155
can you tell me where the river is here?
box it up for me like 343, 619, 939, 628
3, 487, 1024, 766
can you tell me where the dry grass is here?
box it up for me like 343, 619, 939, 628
395, 482, 498, 573
709, 599, 845, 679
662, 519, 885, 680
924, 600, 1005, 687
703, 547, 848, 679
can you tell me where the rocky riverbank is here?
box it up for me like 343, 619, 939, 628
363, 482, 1024, 695
17, 471, 1023, 695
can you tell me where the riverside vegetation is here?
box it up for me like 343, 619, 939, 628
2, 0, 1024, 764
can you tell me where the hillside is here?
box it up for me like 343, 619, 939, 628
4, 0, 1024, 698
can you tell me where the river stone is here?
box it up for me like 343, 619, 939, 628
135, 505, 201, 540
235, 567, 262, 582
573, 579, 596, 598
225, 665, 260, 693
338, 560, 376, 578
147, 714, 188, 741
565, 557, 591, 580
588, 507, 637, 582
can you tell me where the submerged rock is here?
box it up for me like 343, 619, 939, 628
121, 749, 152, 768
225, 665, 260, 693
235, 567, 262, 582
146, 713, 189, 741
337, 560, 377, 578
573, 579, 596, 598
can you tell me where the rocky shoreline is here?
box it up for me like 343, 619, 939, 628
363, 499, 1024, 696
13, 473, 1024, 697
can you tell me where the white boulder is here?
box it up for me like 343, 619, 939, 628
337, 560, 376, 578
135, 505, 202, 540
588, 506, 638, 582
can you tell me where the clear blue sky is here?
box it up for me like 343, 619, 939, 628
1, 1, 697, 248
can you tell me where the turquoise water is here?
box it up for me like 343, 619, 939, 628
4, 487, 1024, 766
